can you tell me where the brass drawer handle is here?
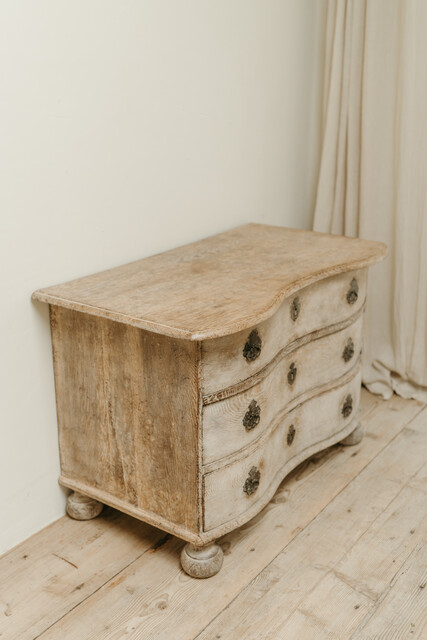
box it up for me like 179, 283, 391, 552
346, 278, 359, 305
243, 400, 261, 431
288, 362, 297, 386
290, 297, 300, 321
342, 394, 353, 418
342, 338, 355, 362
243, 466, 261, 495
287, 424, 296, 446
243, 329, 262, 362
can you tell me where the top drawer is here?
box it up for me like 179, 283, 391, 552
201, 269, 367, 395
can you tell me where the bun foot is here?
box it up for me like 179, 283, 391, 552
340, 422, 364, 446
180, 542, 224, 578
66, 491, 104, 520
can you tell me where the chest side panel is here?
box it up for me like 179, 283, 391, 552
50, 306, 200, 533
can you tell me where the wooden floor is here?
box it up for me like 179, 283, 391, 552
1, 390, 426, 640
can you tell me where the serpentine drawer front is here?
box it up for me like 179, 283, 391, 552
202, 315, 363, 464
33, 224, 387, 579
201, 269, 367, 396
203, 367, 362, 531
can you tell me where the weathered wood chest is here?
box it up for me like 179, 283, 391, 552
33, 224, 387, 577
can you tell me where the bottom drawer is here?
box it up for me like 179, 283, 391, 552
203, 367, 361, 531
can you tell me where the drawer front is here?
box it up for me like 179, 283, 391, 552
201, 269, 367, 395
202, 315, 363, 465
203, 368, 361, 531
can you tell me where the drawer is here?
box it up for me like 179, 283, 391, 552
201, 269, 367, 396
203, 367, 361, 531
202, 315, 363, 465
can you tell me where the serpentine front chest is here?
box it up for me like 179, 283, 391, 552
33, 224, 387, 578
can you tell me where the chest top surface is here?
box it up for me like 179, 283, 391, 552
32, 224, 387, 340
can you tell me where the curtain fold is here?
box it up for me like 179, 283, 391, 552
314, 0, 427, 402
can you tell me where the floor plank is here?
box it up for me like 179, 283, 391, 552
351, 543, 427, 640
0, 509, 165, 640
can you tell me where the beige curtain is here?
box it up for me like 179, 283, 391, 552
314, 0, 427, 402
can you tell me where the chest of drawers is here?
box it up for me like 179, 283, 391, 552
33, 224, 386, 578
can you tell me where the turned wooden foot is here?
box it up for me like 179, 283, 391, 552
66, 491, 104, 520
180, 542, 223, 578
340, 422, 364, 446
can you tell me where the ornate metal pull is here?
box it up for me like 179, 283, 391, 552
243, 400, 261, 431
243, 466, 261, 495
346, 278, 359, 305
288, 362, 297, 386
243, 329, 262, 362
342, 394, 353, 418
342, 338, 355, 362
287, 424, 296, 446
290, 297, 300, 321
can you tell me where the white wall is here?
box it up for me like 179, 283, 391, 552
0, 0, 327, 554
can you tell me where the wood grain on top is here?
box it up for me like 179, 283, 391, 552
32, 224, 387, 340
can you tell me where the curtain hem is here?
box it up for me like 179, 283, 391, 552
363, 361, 427, 404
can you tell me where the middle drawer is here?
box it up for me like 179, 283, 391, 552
202, 315, 363, 466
